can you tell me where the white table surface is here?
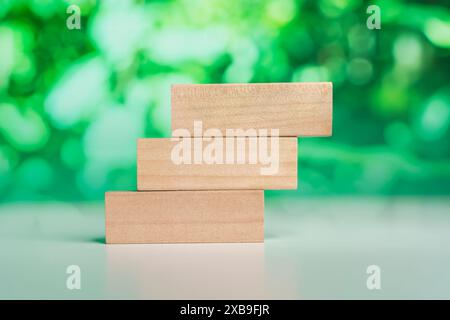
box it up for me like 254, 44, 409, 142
1, 197, 449, 299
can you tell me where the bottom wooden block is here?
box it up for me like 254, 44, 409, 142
105, 190, 264, 244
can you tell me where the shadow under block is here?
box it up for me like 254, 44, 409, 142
137, 137, 297, 190
105, 190, 264, 244
171, 82, 332, 137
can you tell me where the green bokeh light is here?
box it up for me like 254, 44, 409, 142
0, 0, 449, 202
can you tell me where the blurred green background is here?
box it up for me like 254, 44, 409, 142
1, 0, 450, 202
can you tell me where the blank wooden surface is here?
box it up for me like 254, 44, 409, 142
137, 138, 297, 190
171, 82, 332, 137
105, 190, 264, 244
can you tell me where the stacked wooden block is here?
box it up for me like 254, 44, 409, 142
105, 83, 332, 244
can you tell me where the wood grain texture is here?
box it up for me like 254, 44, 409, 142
171, 82, 332, 137
105, 190, 264, 244
137, 137, 297, 190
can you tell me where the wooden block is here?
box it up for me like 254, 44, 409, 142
171, 82, 332, 137
137, 137, 297, 190
105, 190, 264, 244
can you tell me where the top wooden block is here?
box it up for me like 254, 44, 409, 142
171, 82, 332, 137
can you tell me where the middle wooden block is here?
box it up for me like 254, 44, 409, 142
137, 137, 297, 190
